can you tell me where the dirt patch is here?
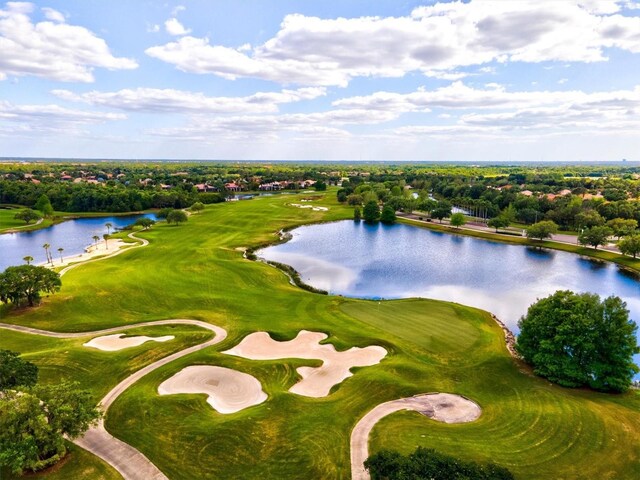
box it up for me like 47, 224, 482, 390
83, 334, 174, 351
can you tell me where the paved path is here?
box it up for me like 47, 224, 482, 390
0, 319, 228, 480
350, 393, 482, 480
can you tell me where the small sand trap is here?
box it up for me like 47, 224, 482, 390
157, 366, 267, 414
83, 334, 174, 351
223, 330, 387, 397
290, 203, 329, 212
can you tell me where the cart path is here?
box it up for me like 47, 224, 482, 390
0, 319, 227, 480
350, 393, 482, 480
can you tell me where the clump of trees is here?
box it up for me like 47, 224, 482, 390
0, 350, 38, 390
578, 225, 613, 249
13, 208, 42, 225
619, 234, 640, 258
365, 447, 514, 480
0, 265, 61, 307
516, 290, 639, 393
363, 201, 380, 223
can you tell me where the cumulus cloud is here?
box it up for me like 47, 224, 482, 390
51, 86, 327, 114
165, 17, 190, 36
145, 0, 640, 86
41, 7, 64, 23
0, 1, 137, 82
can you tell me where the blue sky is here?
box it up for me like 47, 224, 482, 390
1, 0, 640, 161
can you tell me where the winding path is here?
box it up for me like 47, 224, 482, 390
350, 393, 482, 480
0, 319, 228, 480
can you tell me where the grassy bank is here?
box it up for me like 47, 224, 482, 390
1, 192, 638, 479
399, 217, 640, 274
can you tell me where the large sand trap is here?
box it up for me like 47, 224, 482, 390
84, 334, 174, 351
351, 393, 482, 480
290, 203, 329, 211
158, 365, 267, 414
223, 330, 387, 397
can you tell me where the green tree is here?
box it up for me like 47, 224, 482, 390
618, 234, 640, 258
516, 291, 638, 392
363, 200, 380, 223
606, 218, 637, 239
526, 220, 558, 241
34, 194, 54, 217
0, 350, 38, 390
431, 201, 452, 223
166, 210, 188, 225
380, 205, 396, 224
23, 256, 33, 265
578, 225, 613, 250
105, 222, 113, 234
103, 233, 109, 248
487, 215, 510, 232
42, 243, 52, 264
156, 207, 173, 219
450, 212, 466, 228
134, 217, 156, 229
92, 235, 100, 246
0, 382, 101, 474
575, 209, 605, 229
0, 265, 62, 307
353, 206, 361, 221
314, 181, 327, 191
13, 208, 42, 225
190, 201, 205, 213
57, 247, 64, 263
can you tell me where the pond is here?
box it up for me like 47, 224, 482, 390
0, 214, 156, 270
259, 220, 640, 374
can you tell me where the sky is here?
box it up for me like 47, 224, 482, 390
1, 0, 640, 162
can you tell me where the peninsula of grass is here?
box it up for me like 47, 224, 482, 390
1, 191, 638, 479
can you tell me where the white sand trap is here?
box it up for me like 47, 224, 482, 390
223, 330, 387, 397
157, 366, 267, 414
290, 203, 329, 212
83, 334, 174, 351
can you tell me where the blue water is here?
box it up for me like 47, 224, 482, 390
260, 220, 640, 375
0, 214, 156, 270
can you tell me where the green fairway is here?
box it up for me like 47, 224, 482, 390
1, 191, 638, 479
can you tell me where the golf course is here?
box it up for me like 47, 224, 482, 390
1, 191, 639, 479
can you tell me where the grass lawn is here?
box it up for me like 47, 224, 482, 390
0, 207, 53, 233
1, 190, 638, 479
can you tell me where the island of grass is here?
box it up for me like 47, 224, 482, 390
1, 191, 638, 479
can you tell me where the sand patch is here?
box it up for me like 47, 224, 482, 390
223, 330, 386, 397
158, 366, 267, 414
84, 334, 174, 351
290, 203, 329, 212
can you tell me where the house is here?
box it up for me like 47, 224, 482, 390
60, 174, 73, 181
259, 182, 283, 191
521, 190, 533, 197
225, 182, 242, 192
160, 184, 173, 190
195, 183, 216, 192
558, 189, 572, 196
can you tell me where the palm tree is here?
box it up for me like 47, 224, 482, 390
92, 235, 100, 248
105, 222, 113, 234
23, 255, 33, 265
103, 233, 109, 249
43, 243, 52, 264
58, 247, 64, 263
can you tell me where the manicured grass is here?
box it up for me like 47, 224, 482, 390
1, 191, 638, 479
0, 208, 53, 233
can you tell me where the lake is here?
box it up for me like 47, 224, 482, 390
259, 220, 640, 374
0, 214, 156, 270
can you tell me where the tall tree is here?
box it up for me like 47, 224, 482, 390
0, 265, 62, 307
526, 220, 558, 241
380, 205, 396, 224
431, 202, 452, 223
618, 234, 640, 258
92, 235, 100, 247
578, 226, 613, 250
57, 248, 64, 263
362, 200, 380, 223
42, 243, 52, 264
0, 350, 38, 390
450, 212, 466, 229
516, 291, 638, 392
105, 222, 113, 234
34, 194, 54, 217
23, 256, 33, 265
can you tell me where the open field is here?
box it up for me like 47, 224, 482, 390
1, 192, 639, 479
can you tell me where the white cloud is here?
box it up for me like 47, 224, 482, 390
41, 7, 64, 23
165, 17, 190, 36
0, 1, 137, 82
147, 23, 160, 33
145, 1, 640, 86
171, 5, 186, 17
51, 86, 327, 114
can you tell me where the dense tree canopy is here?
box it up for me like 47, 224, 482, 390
619, 234, 640, 258
450, 212, 466, 228
363, 201, 380, 223
578, 225, 613, 249
380, 205, 396, 224
0, 382, 101, 474
0, 265, 61, 307
13, 208, 42, 225
365, 447, 514, 480
166, 210, 188, 225
516, 291, 639, 392
0, 350, 38, 390
526, 220, 558, 241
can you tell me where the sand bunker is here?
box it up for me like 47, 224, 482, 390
290, 203, 329, 211
83, 334, 174, 351
157, 366, 267, 414
223, 330, 387, 397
